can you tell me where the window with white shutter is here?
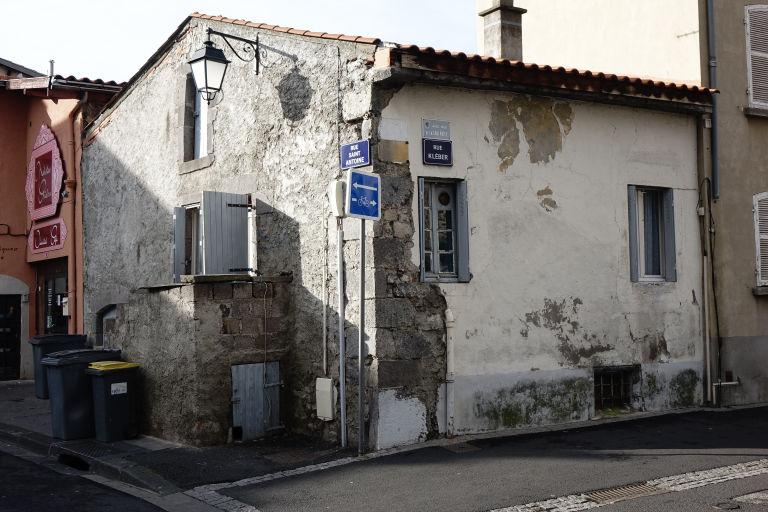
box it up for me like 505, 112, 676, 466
746, 5, 768, 109
753, 192, 768, 287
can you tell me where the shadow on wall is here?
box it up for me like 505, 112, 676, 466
83, 143, 369, 447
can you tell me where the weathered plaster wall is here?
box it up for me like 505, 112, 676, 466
697, 1, 768, 405
106, 278, 291, 445
375, 83, 703, 437
82, 18, 379, 442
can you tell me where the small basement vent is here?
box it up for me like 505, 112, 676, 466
231, 362, 281, 441
594, 366, 639, 411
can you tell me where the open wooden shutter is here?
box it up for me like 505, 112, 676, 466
202, 191, 249, 275
754, 192, 768, 287
172, 207, 186, 283
627, 186, 639, 282
456, 180, 471, 282
747, 6, 768, 109
663, 189, 677, 282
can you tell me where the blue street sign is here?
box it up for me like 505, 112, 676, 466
346, 168, 381, 221
340, 140, 370, 169
422, 139, 453, 166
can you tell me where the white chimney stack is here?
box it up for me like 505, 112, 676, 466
477, 0, 526, 61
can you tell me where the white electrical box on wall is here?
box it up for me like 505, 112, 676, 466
327, 179, 345, 218
316, 377, 336, 421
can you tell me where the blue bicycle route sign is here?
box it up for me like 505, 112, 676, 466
346, 168, 381, 221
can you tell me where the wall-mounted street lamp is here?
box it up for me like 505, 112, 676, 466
189, 28, 260, 103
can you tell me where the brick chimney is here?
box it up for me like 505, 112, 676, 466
477, 0, 526, 61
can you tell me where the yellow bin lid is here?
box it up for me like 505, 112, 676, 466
88, 361, 139, 371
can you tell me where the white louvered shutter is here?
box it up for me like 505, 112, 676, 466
754, 193, 768, 287
747, 6, 768, 109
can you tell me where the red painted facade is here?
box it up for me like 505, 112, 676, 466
0, 63, 119, 379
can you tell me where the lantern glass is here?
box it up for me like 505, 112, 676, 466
188, 41, 230, 102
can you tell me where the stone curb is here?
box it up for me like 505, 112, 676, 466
0, 422, 179, 495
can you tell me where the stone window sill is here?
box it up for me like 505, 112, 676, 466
179, 154, 214, 175
753, 286, 768, 296
744, 106, 768, 119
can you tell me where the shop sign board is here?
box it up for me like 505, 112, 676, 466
25, 125, 64, 221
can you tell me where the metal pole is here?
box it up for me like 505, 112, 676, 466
358, 218, 366, 455
337, 224, 347, 448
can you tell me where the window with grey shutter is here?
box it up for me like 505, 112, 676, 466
202, 191, 249, 275
419, 178, 470, 283
753, 192, 768, 286
746, 5, 768, 109
172, 191, 250, 278
627, 186, 676, 283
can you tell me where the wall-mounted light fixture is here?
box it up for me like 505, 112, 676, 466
189, 28, 260, 104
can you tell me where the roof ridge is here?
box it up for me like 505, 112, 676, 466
190, 12, 382, 45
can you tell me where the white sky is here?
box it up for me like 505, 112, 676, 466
1, 0, 477, 82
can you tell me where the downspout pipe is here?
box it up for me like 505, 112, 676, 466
707, 0, 720, 199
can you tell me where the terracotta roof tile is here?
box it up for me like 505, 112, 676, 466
54, 75, 125, 87
189, 13, 711, 103
392, 46, 715, 103
191, 12, 381, 45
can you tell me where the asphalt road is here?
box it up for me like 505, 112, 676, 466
223, 408, 768, 512
0, 450, 163, 512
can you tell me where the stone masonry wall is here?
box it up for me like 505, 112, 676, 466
106, 277, 292, 446
82, 17, 380, 445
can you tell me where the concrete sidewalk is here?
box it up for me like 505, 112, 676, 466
0, 380, 350, 495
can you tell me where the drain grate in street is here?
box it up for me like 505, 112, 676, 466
586, 483, 661, 504
442, 442, 481, 454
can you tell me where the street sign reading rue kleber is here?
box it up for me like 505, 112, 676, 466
346, 167, 381, 221
340, 140, 370, 169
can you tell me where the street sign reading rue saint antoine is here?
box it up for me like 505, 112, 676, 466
346, 167, 381, 221
340, 139, 370, 169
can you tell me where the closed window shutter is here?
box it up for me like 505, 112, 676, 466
754, 193, 768, 286
172, 207, 186, 283
202, 191, 249, 275
747, 6, 768, 108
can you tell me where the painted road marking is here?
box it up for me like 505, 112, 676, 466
489, 458, 768, 512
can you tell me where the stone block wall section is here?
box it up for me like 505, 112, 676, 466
366, 90, 449, 448
106, 276, 292, 446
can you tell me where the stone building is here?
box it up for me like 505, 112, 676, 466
81, 10, 714, 449
516, 0, 768, 407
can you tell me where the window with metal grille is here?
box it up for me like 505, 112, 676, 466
747, 5, 768, 109
753, 192, 768, 287
628, 186, 677, 283
594, 366, 637, 411
418, 179, 471, 283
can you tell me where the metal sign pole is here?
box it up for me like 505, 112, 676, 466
338, 224, 347, 449
358, 218, 366, 455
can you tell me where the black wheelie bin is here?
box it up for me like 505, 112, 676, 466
28, 335, 87, 399
86, 361, 140, 442
42, 348, 121, 440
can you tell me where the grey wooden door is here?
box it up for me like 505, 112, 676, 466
231, 362, 281, 441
